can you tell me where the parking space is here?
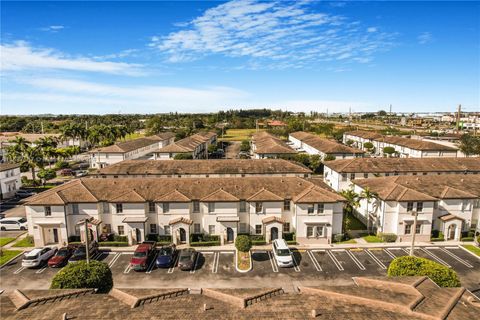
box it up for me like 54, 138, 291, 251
366, 248, 395, 268
311, 250, 345, 274
215, 251, 235, 275
251, 250, 276, 275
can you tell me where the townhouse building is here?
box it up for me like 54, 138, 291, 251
324, 157, 480, 191
0, 163, 21, 199
352, 175, 480, 242
343, 131, 458, 158
251, 132, 297, 159
289, 131, 364, 159
89, 133, 175, 168
24, 177, 344, 247
94, 159, 312, 178
153, 132, 217, 160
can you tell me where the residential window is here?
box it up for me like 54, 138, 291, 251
283, 200, 291, 211
193, 201, 200, 213
255, 202, 263, 213
350, 173, 355, 180
150, 224, 157, 234
102, 202, 110, 214
44, 206, 52, 216
407, 202, 414, 212
102, 224, 111, 233
412, 172, 417, 176
404, 224, 412, 235
255, 224, 262, 234
306, 226, 314, 237
363, 173, 369, 179
283, 223, 290, 233
341, 173, 347, 181
239, 200, 246, 212
461, 200, 470, 212
422, 172, 428, 176
315, 226, 324, 237
416, 202, 423, 212
415, 224, 421, 234
148, 201, 156, 213
118, 225, 125, 235
194, 223, 201, 233
385, 173, 390, 177
209, 225, 215, 235
163, 203, 170, 213
164, 226, 171, 235
393, 172, 399, 176
317, 203, 324, 214
240, 223, 247, 233
208, 202, 215, 213
307, 204, 314, 214
72, 204, 79, 215
116, 203, 123, 213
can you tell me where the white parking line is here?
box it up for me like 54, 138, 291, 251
346, 250, 366, 270
123, 263, 132, 274
326, 250, 344, 271
306, 250, 322, 272
35, 265, 48, 274
267, 251, 279, 273
108, 253, 121, 268
365, 250, 387, 270
212, 252, 219, 273
440, 248, 474, 268
91, 252, 103, 260
13, 266, 25, 274
421, 248, 451, 268
383, 248, 397, 259
190, 252, 201, 274
402, 248, 411, 255
168, 255, 179, 273
146, 251, 158, 274
290, 253, 301, 272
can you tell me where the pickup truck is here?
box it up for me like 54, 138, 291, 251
130, 241, 157, 271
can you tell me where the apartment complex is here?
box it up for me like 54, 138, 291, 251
324, 157, 480, 191
251, 131, 297, 159
0, 163, 21, 199
25, 177, 344, 247
343, 131, 458, 158
352, 175, 480, 242
289, 131, 364, 159
89, 133, 175, 168
153, 132, 217, 160
94, 159, 312, 178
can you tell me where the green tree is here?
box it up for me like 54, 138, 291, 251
383, 146, 396, 156
458, 134, 480, 156
37, 168, 57, 185
240, 140, 250, 152
323, 154, 336, 161
235, 235, 252, 252
339, 189, 360, 232
174, 153, 194, 160
360, 187, 378, 233
51, 260, 113, 293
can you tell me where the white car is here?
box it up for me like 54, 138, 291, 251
22, 247, 57, 268
0, 217, 28, 231
271, 239, 293, 268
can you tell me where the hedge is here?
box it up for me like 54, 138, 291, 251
191, 234, 220, 242
51, 260, 113, 293
387, 256, 460, 287
460, 237, 474, 242
282, 232, 296, 241
252, 240, 267, 245
113, 235, 128, 242
235, 235, 252, 252
98, 241, 128, 247
377, 232, 397, 243
190, 241, 220, 247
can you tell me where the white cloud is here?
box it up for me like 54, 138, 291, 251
418, 32, 433, 44
151, 0, 396, 68
0, 41, 144, 76
41, 25, 65, 32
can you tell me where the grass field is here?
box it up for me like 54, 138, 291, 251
220, 129, 264, 141
123, 132, 145, 141
0, 237, 15, 247
12, 236, 35, 248
362, 235, 384, 243
462, 244, 480, 257
0, 250, 23, 266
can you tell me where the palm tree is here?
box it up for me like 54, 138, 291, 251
360, 187, 378, 234
339, 189, 360, 233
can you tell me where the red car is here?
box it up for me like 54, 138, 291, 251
130, 241, 157, 271
48, 246, 75, 267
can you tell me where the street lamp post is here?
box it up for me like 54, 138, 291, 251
410, 210, 418, 256
84, 219, 90, 264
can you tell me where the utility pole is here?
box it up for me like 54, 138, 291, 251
349, 107, 352, 126
455, 104, 462, 133
41, 121, 44, 134
389, 104, 392, 125
409, 210, 418, 256
84, 219, 90, 264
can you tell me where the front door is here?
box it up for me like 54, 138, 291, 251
447, 224, 456, 240
271, 227, 278, 241
179, 228, 186, 243
227, 228, 234, 242
135, 228, 142, 243
53, 228, 59, 243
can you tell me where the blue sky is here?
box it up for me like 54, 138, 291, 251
1, 0, 479, 115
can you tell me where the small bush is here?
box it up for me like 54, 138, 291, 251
333, 234, 345, 243
282, 232, 296, 241
158, 235, 172, 242
54, 161, 69, 169
235, 235, 252, 252
113, 235, 128, 242
98, 241, 128, 247
146, 234, 158, 241
51, 260, 113, 293
190, 241, 220, 247
191, 233, 220, 242
174, 153, 193, 160
251, 240, 267, 245
460, 237, 474, 241
431, 230, 440, 238
431, 231, 445, 242
248, 235, 265, 241
68, 236, 81, 243
377, 232, 397, 243
387, 256, 460, 287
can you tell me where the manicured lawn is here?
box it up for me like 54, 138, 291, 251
462, 245, 480, 257
237, 251, 251, 271
362, 235, 384, 243
220, 129, 264, 141
0, 250, 23, 266
12, 236, 35, 247
337, 239, 357, 244
123, 132, 145, 141
0, 237, 15, 247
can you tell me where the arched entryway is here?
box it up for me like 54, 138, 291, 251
447, 224, 457, 240
179, 228, 187, 243
271, 227, 279, 241
226, 227, 234, 243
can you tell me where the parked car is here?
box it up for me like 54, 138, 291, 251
15, 190, 36, 198
48, 246, 75, 267
68, 242, 99, 263
99, 232, 114, 242
0, 217, 28, 231
22, 247, 57, 268
130, 241, 157, 271
75, 170, 88, 177
178, 248, 197, 271
60, 169, 74, 176
271, 239, 293, 268
155, 244, 177, 268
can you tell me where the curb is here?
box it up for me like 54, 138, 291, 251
235, 249, 252, 273
458, 245, 480, 261
0, 250, 25, 270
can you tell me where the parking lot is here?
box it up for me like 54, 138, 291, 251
1, 246, 479, 295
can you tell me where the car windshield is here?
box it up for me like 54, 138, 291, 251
18, 218, 27, 223
179, 254, 191, 262
159, 248, 172, 256
56, 249, 69, 256
276, 249, 291, 256
133, 251, 147, 258
24, 253, 39, 260
74, 247, 86, 255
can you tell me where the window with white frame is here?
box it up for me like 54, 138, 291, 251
239, 200, 246, 212
461, 200, 471, 212
162, 203, 170, 213
150, 224, 157, 234
363, 173, 369, 178
208, 202, 215, 213
341, 173, 347, 181
406, 202, 414, 212
44, 206, 52, 216
116, 203, 123, 213
415, 224, 421, 234
118, 225, 125, 235
193, 201, 200, 213
208, 225, 215, 235
307, 204, 314, 214
404, 224, 412, 234
72, 204, 79, 215
306, 226, 314, 237
148, 201, 156, 213
102, 202, 110, 214
416, 202, 423, 212
350, 173, 355, 180
164, 225, 171, 235
255, 224, 262, 234
315, 226, 324, 237
194, 223, 201, 233
255, 202, 263, 213
317, 203, 324, 214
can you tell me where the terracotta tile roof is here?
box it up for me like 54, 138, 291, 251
252, 132, 297, 155
325, 157, 480, 173
354, 175, 480, 201
438, 214, 465, 222
155, 133, 215, 153
201, 189, 239, 202
168, 217, 193, 225
262, 216, 286, 224
89, 133, 174, 154
0, 163, 20, 171
293, 186, 345, 203
26, 177, 343, 205
344, 130, 383, 140
290, 131, 364, 155
97, 159, 312, 176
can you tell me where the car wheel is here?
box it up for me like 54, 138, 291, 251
20, 227, 26, 230
0, 227, 5, 231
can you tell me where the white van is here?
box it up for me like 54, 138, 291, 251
271, 239, 293, 267
0, 217, 28, 231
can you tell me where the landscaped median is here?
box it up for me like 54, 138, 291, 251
462, 244, 480, 257
0, 237, 16, 247
235, 235, 252, 272
0, 249, 23, 267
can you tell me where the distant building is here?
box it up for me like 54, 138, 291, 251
289, 131, 364, 159
0, 163, 21, 199
153, 132, 217, 160
251, 132, 297, 159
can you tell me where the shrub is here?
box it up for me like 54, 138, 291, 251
431, 231, 445, 242
113, 235, 128, 242
98, 241, 128, 247
54, 161, 69, 169
157, 235, 172, 242
363, 142, 374, 149
235, 235, 252, 252
191, 233, 220, 243
460, 237, 474, 241
387, 256, 460, 287
51, 260, 113, 293
333, 234, 345, 243
68, 235, 81, 243
174, 153, 193, 160
248, 235, 264, 241
323, 154, 336, 161
282, 232, 296, 242
383, 147, 396, 156
431, 229, 440, 238
146, 234, 158, 241
190, 241, 220, 247
377, 232, 397, 243
251, 240, 267, 245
